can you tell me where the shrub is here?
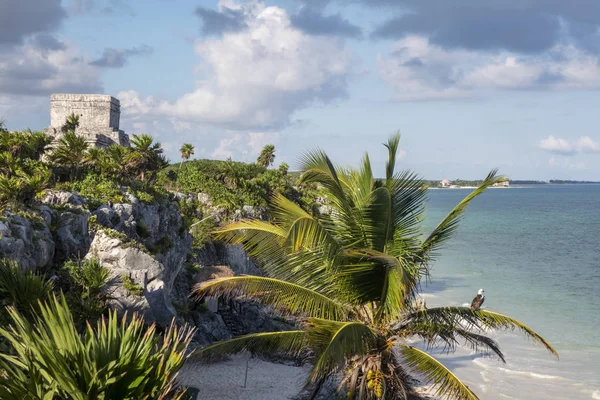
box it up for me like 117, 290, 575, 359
59, 258, 109, 325
0, 295, 195, 399
136, 222, 150, 238
121, 275, 143, 296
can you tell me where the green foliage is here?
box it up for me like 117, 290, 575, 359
152, 235, 173, 255
179, 143, 195, 161
192, 133, 557, 400
121, 275, 143, 296
57, 173, 125, 208
87, 214, 98, 231
165, 158, 318, 213
136, 222, 150, 238
0, 294, 194, 400
49, 131, 89, 180
257, 144, 275, 167
0, 131, 52, 209
0, 259, 53, 324
278, 162, 289, 175
189, 218, 216, 248
102, 227, 128, 242
61, 113, 80, 133
58, 258, 109, 325
129, 134, 169, 184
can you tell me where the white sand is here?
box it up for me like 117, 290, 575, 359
177, 355, 312, 400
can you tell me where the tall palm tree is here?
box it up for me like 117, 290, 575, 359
129, 134, 164, 183
257, 144, 275, 168
177, 143, 195, 191
50, 131, 89, 180
192, 133, 558, 400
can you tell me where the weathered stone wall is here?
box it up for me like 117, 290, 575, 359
49, 94, 120, 130
46, 93, 130, 148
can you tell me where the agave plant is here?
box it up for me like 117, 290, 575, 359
0, 259, 53, 324
0, 294, 195, 400
191, 133, 558, 399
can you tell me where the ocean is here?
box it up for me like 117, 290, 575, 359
421, 185, 600, 400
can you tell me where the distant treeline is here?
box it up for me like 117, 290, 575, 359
549, 180, 600, 184
423, 179, 599, 187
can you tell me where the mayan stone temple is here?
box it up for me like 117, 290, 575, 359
45, 94, 130, 147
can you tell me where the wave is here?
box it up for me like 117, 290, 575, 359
592, 390, 600, 399
472, 358, 562, 381
496, 366, 562, 380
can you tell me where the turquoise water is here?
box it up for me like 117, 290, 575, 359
421, 185, 600, 399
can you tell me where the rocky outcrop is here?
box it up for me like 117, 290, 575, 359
87, 198, 192, 325
0, 191, 192, 326
0, 212, 54, 270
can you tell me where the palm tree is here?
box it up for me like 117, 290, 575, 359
177, 143, 195, 191
129, 134, 165, 183
0, 295, 195, 399
192, 133, 557, 400
61, 113, 80, 133
278, 162, 289, 175
257, 144, 275, 167
50, 131, 89, 180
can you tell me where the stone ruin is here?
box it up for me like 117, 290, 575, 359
45, 94, 130, 147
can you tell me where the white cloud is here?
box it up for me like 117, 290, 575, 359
538, 135, 600, 155
548, 155, 585, 169
120, 1, 355, 131
211, 131, 279, 160
378, 36, 600, 101
0, 39, 101, 96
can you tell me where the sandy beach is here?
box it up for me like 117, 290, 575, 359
178, 355, 312, 400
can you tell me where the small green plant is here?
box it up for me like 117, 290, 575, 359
59, 258, 109, 325
136, 222, 150, 238
121, 275, 143, 296
102, 228, 128, 242
152, 235, 174, 255
134, 190, 155, 204
87, 214, 98, 231
185, 262, 201, 275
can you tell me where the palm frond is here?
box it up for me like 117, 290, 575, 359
191, 331, 308, 362
398, 307, 558, 358
384, 132, 401, 182
397, 344, 479, 400
337, 249, 418, 323
192, 276, 348, 320
420, 170, 506, 262
404, 323, 505, 362
307, 319, 378, 382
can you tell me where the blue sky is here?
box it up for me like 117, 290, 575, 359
2, 0, 600, 180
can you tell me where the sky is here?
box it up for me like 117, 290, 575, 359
1, 0, 600, 180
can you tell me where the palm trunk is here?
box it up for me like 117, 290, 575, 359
176, 160, 184, 192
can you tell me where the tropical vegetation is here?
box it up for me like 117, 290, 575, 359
191, 133, 558, 400
0, 294, 194, 399
257, 144, 275, 168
